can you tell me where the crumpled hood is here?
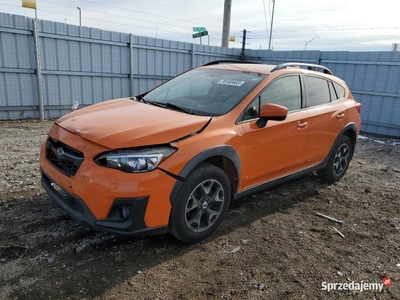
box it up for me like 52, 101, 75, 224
55, 98, 211, 149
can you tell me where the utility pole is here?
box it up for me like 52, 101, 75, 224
77, 7, 82, 26
221, 0, 232, 47
240, 29, 247, 60
268, 0, 276, 50
22, 0, 45, 120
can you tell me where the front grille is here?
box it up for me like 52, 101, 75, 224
46, 138, 84, 177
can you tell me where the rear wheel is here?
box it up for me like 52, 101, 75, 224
318, 135, 352, 184
168, 163, 231, 243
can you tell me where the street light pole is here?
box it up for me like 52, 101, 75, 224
268, 0, 276, 50
305, 36, 320, 50
77, 7, 81, 26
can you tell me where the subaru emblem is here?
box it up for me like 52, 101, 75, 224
56, 147, 64, 158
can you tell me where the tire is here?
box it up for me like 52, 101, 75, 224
168, 163, 231, 243
318, 135, 352, 184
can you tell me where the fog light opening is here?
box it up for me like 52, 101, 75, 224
119, 206, 131, 220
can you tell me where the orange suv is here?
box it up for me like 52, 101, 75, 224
40, 61, 361, 242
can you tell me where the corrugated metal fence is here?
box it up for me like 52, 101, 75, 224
0, 13, 399, 136
0, 13, 241, 119
252, 51, 400, 137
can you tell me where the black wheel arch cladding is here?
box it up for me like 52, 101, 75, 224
330, 122, 357, 160
168, 145, 241, 205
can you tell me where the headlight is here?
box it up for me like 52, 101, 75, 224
94, 146, 176, 173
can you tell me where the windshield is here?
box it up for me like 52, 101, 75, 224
143, 68, 266, 116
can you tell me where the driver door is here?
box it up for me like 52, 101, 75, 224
239, 75, 310, 189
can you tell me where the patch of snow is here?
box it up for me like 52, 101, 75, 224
358, 135, 400, 146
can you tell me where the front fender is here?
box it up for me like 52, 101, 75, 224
168, 145, 241, 205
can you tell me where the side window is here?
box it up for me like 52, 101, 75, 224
242, 75, 301, 121
260, 75, 301, 111
305, 76, 330, 107
333, 82, 345, 98
329, 82, 338, 101
243, 98, 260, 120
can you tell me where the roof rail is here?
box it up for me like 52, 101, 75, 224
271, 62, 333, 75
203, 60, 261, 66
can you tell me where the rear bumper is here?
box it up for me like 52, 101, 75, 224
41, 169, 167, 236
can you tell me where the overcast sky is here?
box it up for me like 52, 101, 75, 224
1, 0, 399, 51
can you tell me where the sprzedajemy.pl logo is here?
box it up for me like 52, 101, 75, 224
322, 277, 393, 292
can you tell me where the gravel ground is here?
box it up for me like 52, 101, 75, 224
0, 120, 399, 300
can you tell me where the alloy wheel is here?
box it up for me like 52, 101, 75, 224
184, 179, 225, 233
333, 143, 350, 176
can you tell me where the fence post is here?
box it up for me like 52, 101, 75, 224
130, 33, 134, 96
316, 51, 321, 65
33, 19, 44, 120
191, 43, 195, 68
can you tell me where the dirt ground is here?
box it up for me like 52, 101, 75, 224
0, 120, 399, 300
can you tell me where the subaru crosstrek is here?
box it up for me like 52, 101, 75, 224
40, 61, 362, 242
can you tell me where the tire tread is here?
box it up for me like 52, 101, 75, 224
168, 163, 230, 243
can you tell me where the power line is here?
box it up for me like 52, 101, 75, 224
253, 34, 400, 40
0, 0, 232, 34
268, 0, 272, 20
324, 35, 400, 39
0, 2, 20, 8
37, 8, 191, 36
0, 0, 193, 36
37, 0, 195, 32
262, 0, 269, 40
0, 1, 225, 42
2, 2, 397, 42
78, 0, 234, 31
252, 27, 400, 33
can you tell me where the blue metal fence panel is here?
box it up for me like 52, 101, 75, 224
0, 12, 240, 119
255, 50, 320, 65
318, 51, 400, 136
255, 50, 400, 136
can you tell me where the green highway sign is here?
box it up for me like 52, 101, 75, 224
193, 31, 208, 38
193, 27, 206, 32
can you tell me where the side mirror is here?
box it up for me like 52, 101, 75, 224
256, 103, 288, 128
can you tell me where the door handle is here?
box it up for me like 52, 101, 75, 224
297, 121, 308, 129
336, 113, 345, 120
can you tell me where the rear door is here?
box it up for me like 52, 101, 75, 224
239, 75, 310, 189
302, 75, 348, 166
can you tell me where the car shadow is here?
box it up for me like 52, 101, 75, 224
7, 173, 327, 299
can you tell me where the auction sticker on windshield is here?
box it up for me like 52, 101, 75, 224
217, 79, 245, 86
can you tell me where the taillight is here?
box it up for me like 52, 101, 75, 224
355, 103, 362, 113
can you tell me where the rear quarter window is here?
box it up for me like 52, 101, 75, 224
305, 76, 330, 107
329, 82, 338, 101
333, 82, 346, 98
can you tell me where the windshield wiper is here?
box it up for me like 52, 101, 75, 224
130, 96, 147, 104
143, 100, 166, 108
143, 100, 194, 114
164, 103, 194, 114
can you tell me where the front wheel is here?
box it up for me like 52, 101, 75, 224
318, 135, 353, 184
168, 163, 231, 243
